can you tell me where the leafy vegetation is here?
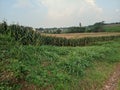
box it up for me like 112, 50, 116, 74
67, 27, 86, 33
37, 22, 120, 33
0, 21, 120, 47
0, 20, 120, 89
0, 33, 120, 89
86, 21, 105, 32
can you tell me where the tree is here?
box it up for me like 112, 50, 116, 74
67, 27, 85, 33
93, 21, 105, 32
0, 20, 8, 34
56, 29, 61, 34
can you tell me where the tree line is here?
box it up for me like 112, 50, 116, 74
36, 21, 106, 34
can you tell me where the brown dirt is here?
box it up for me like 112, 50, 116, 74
43, 32, 120, 39
102, 63, 120, 90
21, 81, 40, 90
21, 81, 53, 90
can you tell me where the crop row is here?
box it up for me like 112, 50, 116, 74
0, 21, 120, 46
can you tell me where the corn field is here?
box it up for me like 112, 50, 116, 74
0, 21, 120, 46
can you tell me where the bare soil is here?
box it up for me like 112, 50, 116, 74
102, 63, 120, 90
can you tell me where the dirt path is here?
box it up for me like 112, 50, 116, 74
102, 63, 120, 90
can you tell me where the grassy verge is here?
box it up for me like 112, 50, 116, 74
117, 80, 120, 90
0, 34, 120, 90
77, 62, 117, 90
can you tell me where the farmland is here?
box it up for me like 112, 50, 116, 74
0, 33, 120, 90
0, 21, 120, 90
42, 32, 120, 39
103, 24, 120, 32
1, 0, 120, 89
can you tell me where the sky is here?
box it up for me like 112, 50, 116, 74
0, 0, 120, 28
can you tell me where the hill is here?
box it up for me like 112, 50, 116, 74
103, 24, 120, 32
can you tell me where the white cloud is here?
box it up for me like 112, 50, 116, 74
85, 0, 102, 12
12, 0, 104, 27
85, 0, 96, 6
115, 9, 120, 13
39, 0, 103, 27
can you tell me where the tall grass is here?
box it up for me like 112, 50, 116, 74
0, 33, 120, 89
1, 21, 120, 90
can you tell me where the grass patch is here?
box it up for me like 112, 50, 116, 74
77, 61, 117, 90
117, 80, 120, 90
103, 24, 120, 32
0, 34, 120, 90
